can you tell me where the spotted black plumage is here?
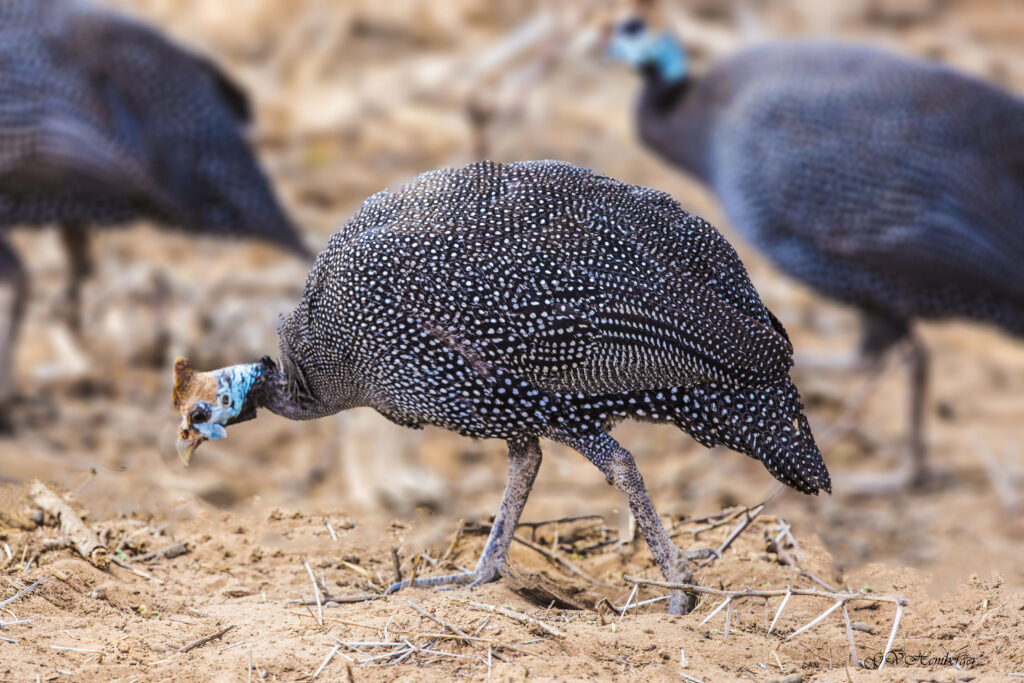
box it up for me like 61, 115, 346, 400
173, 161, 829, 615
614, 26, 1024, 484
0, 0, 307, 402
0, 0, 302, 245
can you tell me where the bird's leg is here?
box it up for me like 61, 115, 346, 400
58, 223, 92, 335
811, 312, 904, 451
813, 350, 892, 453
905, 333, 930, 488
385, 435, 541, 595
836, 322, 937, 495
0, 236, 28, 408
555, 431, 706, 615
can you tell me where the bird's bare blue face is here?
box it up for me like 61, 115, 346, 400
172, 359, 262, 465
607, 18, 688, 83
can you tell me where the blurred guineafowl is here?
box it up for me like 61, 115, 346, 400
0, 0, 307, 403
609, 18, 1024, 488
171, 161, 830, 614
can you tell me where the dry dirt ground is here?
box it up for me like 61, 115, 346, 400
2, 0, 1024, 680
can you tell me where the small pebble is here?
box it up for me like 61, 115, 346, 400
851, 621, 874, 634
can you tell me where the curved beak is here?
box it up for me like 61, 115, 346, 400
176, 425, 205, 467
172, 357, 217, 467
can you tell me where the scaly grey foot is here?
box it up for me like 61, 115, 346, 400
684, 547, 719, 561
385, 563, 501, 595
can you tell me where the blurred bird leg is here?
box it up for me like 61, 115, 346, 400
386, 437, 542, 595
30, 326, 90, 386
813, 352, 897, 453
58, 223, 92, 336
459, 11, 566, 158
0, 236, 28, 405
971, 438, 1021, 516
337, 410, 446, 514
834, 335, 933, 496
904, 334, 930, 487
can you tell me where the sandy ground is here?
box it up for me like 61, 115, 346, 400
2, 0, 1024, 680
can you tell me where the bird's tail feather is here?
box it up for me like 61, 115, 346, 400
671, 378, 830, 495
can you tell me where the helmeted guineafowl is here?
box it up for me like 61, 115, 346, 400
609, 18, 1024, 488
171, 160, 830, 614
0, 0, 307, 402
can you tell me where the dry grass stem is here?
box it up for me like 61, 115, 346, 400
842, 604, 860, 667
878, 602, 903, 671
0, 574, 50, 609
625, 576, 907, 668
407, 600, 513, 663
177, 624, 237, 653
135, 542, 188, 562
390, 547, 402, 584
440, 520, 465, 564
312, 643, 341, 679
292, 593, 379, 606
447, 596, 565, 638
51, 645, 107, 654
768, 588, 792, 635
301, 558, 323, 626
618, 584, 638, 625
323, 517, 338, 541
110, 555, 164, 584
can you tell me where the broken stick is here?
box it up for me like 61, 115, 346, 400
29, 480, 108, 569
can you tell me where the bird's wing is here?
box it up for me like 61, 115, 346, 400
484, 254, 793, 396
63, 9, 252, 125
719, 72, 1024, 301
0, 5, 304, 251
363, 164, 794, 395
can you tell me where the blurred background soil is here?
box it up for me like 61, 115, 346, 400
1, 0, 1023, 680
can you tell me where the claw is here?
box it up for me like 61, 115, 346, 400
684, 547, 720, 561
384, 566, 499, 596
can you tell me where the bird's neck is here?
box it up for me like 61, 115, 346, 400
248, 356, 326, 421
639, 65, 692, 112
637, 72, 714, 181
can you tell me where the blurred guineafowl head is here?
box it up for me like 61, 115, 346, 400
607, 17, 687, 83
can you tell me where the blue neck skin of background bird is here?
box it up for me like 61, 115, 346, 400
191, 362, 263, 440
608, 30, 688, 84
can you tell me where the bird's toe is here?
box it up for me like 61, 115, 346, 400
683, 547, 719, 561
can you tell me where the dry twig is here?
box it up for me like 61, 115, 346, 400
110, 555, 164, 584
291, 593, 379, 606
136, 542, 188, 562
0, 574, 50, 609
447, 596, 565, 638
29, 480, 108, 568
177, 625, 236, 653
301, 558, 324, 626
624, 576, 907, 670
407, 600, 513, 663
312, 643, 341, 679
